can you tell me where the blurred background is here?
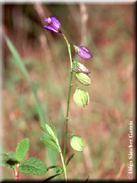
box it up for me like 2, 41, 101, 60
2, 3, 135, 180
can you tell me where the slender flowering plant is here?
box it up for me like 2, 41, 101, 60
44, 15, 92, 180
1, 15, 93, 181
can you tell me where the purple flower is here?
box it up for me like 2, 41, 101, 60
73, 45, 92, 60
44, 15, 61, 33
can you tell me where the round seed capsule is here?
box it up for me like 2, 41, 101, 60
76, 72, 91, 86
70, 135, 85, 151
73, 88, 89, 107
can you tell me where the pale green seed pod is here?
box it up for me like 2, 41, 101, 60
76, 72, 91, 86
73, 88, 89, 107
70, 135, 85, 151
74, 61, 90, 74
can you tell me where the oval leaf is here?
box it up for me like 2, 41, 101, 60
8, 151, 16, 161
0, 154, 9, 162
16, 138, 29, 162
0, 154, 10, 167
18, 158, 47, 175
0, 152, 17, 169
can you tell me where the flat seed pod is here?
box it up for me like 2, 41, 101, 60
70, 135, 85, 151
73, 88, 89, 107
76, 72, 91, 85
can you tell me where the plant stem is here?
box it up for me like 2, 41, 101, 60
61, 33, 73, 161
60, 152, 67, 180
55, 138, 67, 180
14, 164, 19, 180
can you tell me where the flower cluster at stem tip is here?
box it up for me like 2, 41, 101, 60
44, 15, 93, 60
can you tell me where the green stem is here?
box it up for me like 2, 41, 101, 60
55, 139, 67, 180
61, 33, 73, 161
60, 152, 67, 180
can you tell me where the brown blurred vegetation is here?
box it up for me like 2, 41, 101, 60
2, 3, 135, 180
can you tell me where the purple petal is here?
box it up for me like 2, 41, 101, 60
50, 15, 61, 29
44, 25, 58, 33
75, 46, 92, 59
76, 66, 90, 74
80, 46, 90, 53
44, 18, 48, 22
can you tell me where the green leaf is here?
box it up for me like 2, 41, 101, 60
18, 158, 47, 175
85, 175, 89, 182
0, 154, 10, 167
0, 152, 17, 169
16, 138, 29, 162
0, 160, 16, 169
40, 126, 51, 136
43, 173, 61, 181
40, 138, 60, 152
47, 165, 62, 171
0, 153, 9, 161
56, 166, 63, 174
65, 153, 75, 166
40, 126, 55, 140
45, 124, 56, 140
40, 118, 57, 140
49, 116, 57, 136
47, 165, 58, 171
8, 151, 16, 161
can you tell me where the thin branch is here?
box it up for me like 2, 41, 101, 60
116, 163, 125, 180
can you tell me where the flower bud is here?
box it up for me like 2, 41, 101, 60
73, 88, 89, 107
74, 61, 90, 74
70, 135, 85, 151
76, 72, 91, 86
73, 45, 92, 60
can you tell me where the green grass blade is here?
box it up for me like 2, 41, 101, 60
43, 173, 61, 182
4, 35, 46, 127
4, 35, 57, 174
4, 36, 30, 81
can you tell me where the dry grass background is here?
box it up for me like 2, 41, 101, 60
2, 3, 135, 180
